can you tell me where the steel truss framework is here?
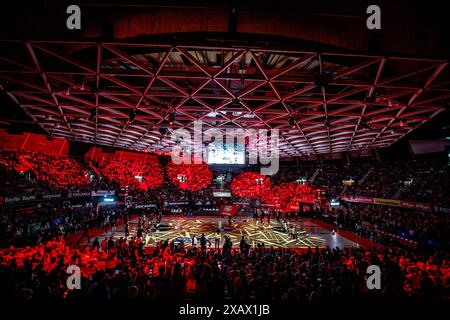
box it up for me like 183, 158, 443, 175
0, 39, 448, 157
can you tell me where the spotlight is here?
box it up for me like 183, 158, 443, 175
97, 78, 105, 92
314, 72, 332, 88
129, 109, 136, 123
168, 112, 176, 125
288, 115, 296, 128
64, 86, 71, 96
73, 76, 87, 91
88, 108, 97, 122
158, 127, 168, 135
388, 99, 400, 107
365, 95, 376, 104
360, 118, 371, 130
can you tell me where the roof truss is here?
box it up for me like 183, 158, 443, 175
0, 40, 448, 156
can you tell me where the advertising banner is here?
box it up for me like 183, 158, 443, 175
134, 203, 158, 209
164, 201, 190, 207
233, 201, 251, 206
434, 205, 450, 214
341, 195, 374, 204
373, 198, 401, 207
1, 191, 92, 205
42, 193, 62, 200
219, 204, 240, 216
400, 200, 433, 212
342, 195, 434, 212
69, 191, 91, 198
4, 196, 23, 204
91, 190, 116, 197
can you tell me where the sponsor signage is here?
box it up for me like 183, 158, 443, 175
134, 203, 158, 209
4, 196, 22, 203
98, 201, 119, 206
91, 190, 116, 197
219, 204, 240, 216
330, 200, 341, 206
213, 191, 232, 197
342, 195, 434, 212
260, 203, 281, 208
232, 201, 251, 206
1, 191, 92, 205
373, 198, 401, 207
4, 195, 38, 203
69, 191, 91, 198
42, 193, 62, 200
434, 205, 450, 214
400, 200, 433, 212
164, 201, 190, 206
342, 179, 354, 186
194, 200, 212, 206
22, 195, 37, 201
341, 195, 373, 203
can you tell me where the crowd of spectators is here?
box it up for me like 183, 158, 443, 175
398, 161, 450, 206
344, 159, 449, 204
128, 183, 214, 204
269, 163, 317, 185
2, 147, 449, 208
93, 157, 163, 190
326, 203, 450, 252
0, 236, 448, 301
0, 148, 89, 195
314, 160, 373, 199
0, 150, 450, 301
0, 203, 128, 247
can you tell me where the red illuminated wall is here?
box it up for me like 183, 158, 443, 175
85, 146, 159, 163
0, 129, 68, 155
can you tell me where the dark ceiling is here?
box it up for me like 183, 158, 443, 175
0, 0, 448, 156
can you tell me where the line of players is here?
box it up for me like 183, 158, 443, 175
108, 207, 305, 251
254, 209, 304, 239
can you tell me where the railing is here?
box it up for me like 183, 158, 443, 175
308, 168, 321, 183
358, 166, 374, 184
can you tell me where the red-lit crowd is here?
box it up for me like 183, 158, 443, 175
1, 148, 450, 300
2, 147, 449, 206
328, 203, 450, 252
344, 159, 450, 206
93, 156, 164, 190
0, 148, 89, 195
0, 235, 448, 301
0, 204, 128, 247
